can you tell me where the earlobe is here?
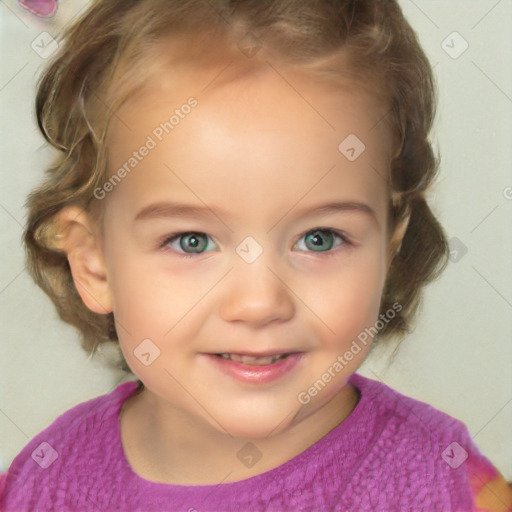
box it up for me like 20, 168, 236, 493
51, 206, 113, 315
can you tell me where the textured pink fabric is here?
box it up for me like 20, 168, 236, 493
0, 373, 495, 511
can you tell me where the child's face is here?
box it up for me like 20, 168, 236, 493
99, 62, 393, 438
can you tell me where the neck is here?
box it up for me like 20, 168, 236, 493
120, 382, 359, 485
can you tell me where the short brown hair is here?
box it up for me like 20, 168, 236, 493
24, 0, 449, 373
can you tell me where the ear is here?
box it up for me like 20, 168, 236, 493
51, 206, 113, 314
386, 212, 410, 272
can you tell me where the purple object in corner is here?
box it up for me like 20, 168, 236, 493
18, 0, 58, 18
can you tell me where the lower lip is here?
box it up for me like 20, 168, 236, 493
204, 353, 303, 384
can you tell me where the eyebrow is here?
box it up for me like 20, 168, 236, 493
134, 200, 377, 224
293, 201, 377, 222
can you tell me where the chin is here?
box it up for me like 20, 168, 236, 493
209, 411, 295, 440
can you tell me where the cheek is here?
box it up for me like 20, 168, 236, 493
103, 234, 209, 364
101, 227, 166, 335
304, 248, 387, 344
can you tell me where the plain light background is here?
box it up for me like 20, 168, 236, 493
1, 0, 511, 481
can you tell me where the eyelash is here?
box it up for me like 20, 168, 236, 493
159, 228, 353, 259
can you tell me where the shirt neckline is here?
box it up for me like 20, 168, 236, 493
113, 372, 373, 492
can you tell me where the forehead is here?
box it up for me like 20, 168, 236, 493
109, 55, 392, 156
104, 59, 393, 224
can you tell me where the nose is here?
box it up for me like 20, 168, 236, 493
218, 258, 295, 327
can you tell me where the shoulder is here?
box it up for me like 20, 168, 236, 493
345, 373, 512, 511
350, 372, 476, 449
0, 380, 139, 512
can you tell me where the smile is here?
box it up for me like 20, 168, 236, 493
214, 353, 295, 365
204, 352, 304, 384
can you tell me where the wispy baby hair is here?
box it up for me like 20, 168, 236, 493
24, 0, 449, 372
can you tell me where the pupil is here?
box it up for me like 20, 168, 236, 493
182, 233, 206, 252
307, 230, 333, 251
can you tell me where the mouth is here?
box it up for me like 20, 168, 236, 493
213, 352, 297, 365
205, 351, 304, 384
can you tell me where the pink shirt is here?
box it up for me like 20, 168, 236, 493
1, 373, 508, 511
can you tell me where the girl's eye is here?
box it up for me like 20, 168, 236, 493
161, 228, 349, 257
294, 228, 347, 253
163, 232, 217, 255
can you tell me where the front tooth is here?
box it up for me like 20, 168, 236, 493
241, 355, 275, 365
220, 353, 286, 365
